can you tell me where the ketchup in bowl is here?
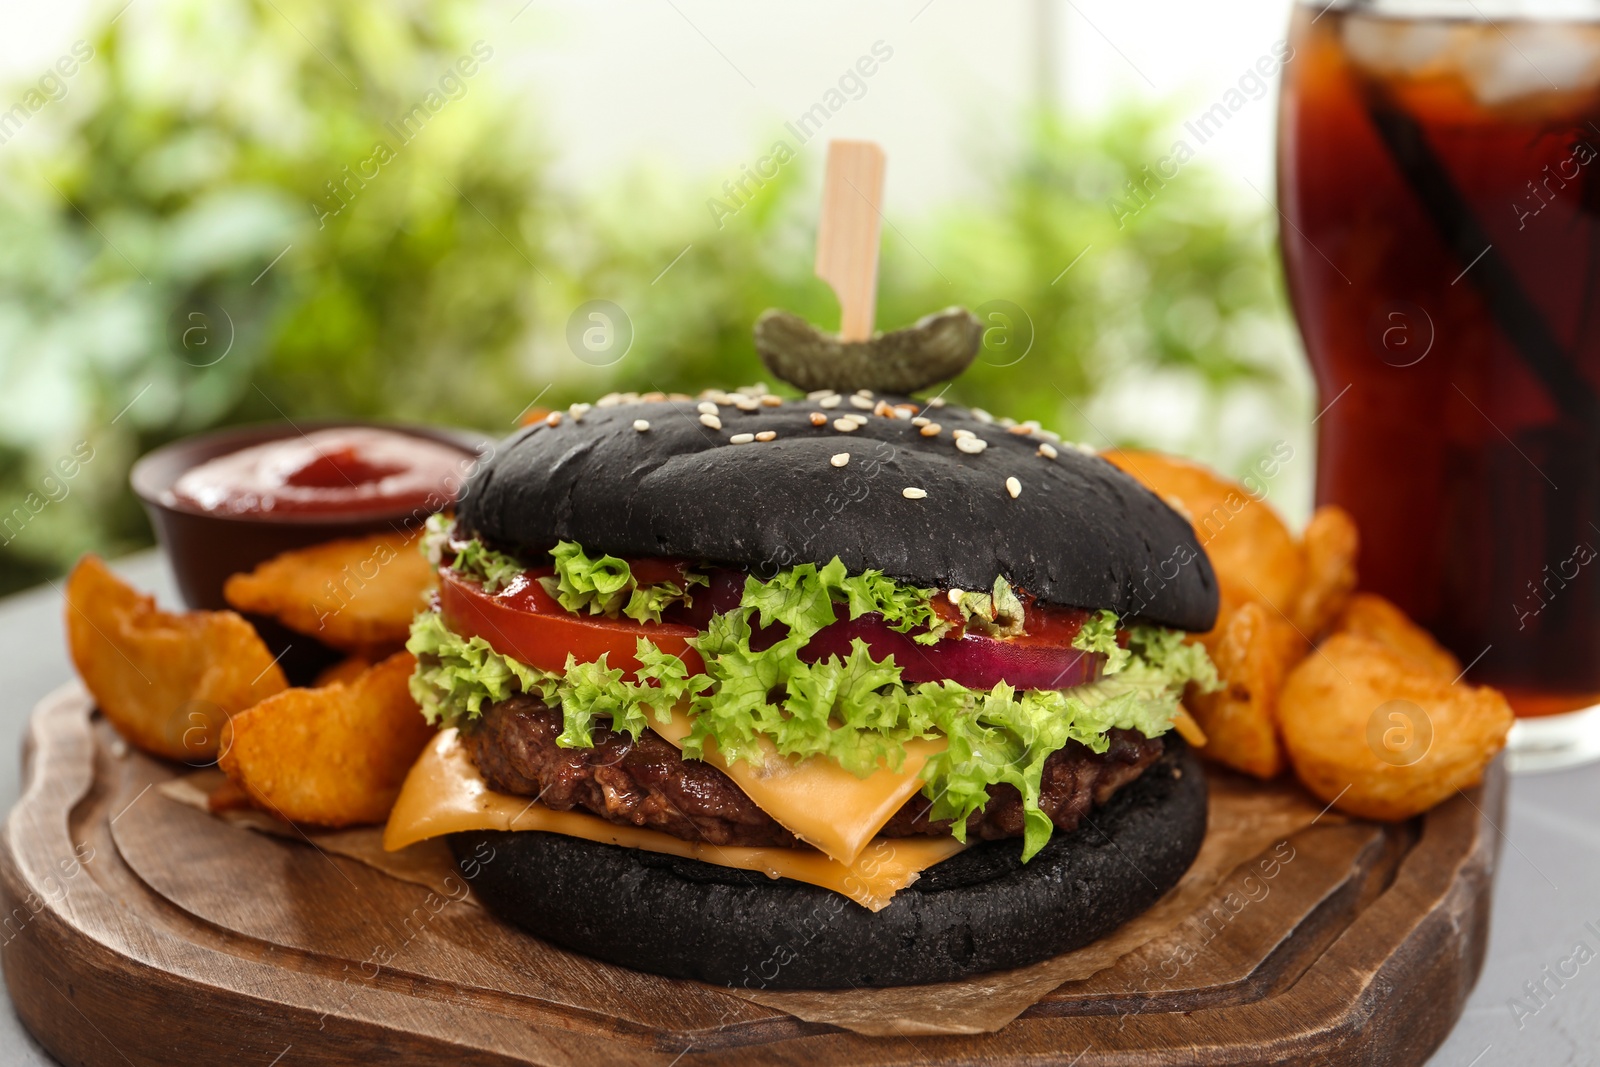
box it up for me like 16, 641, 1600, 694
133, 421, 484, 631
165, 428, 471, 518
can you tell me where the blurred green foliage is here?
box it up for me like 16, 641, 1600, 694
0, 0, 1303, 597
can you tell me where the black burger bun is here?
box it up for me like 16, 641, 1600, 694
459, 394, 1218, 631
450, 734, 1206, 989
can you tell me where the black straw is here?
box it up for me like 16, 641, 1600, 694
1361, 79, 1600, 426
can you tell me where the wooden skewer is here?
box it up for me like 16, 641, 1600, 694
814, 139, 886, 342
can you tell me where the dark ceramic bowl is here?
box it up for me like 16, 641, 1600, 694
131, 420, 491, 681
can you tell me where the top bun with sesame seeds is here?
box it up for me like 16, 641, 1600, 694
456, 387, 1218, 631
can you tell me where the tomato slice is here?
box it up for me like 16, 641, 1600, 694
439, 562, 1103, 692
438, 568, 705, 677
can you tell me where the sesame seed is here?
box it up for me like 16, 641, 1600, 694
831, 452, 850, 467
1006, 476, 1022, 498
569, 402, 592, 421
809, 412, 827, 426
947, 588, 964, 605
927, 396, 946, 408
700, 413, 723, 430
856, 388, 874, 398
820, 395, 842, 409
956, 436, 988, 455
755, 430, 777, 442
1008, 424, 1034, 435
668, 392, 692, 402
1074, 442, 1098, 455
844, 413, 869, 425
972, 407, 995, 424
545, 411, 562, 427
697, 401, 719, 416
849, 395, 874, 410
912, 416, 931, 427
807, 389, 833, 400
999, 416, 1017, 429
1023, 419, 1041, 431
633, 419, 651, 432
729, 432, 755, 445
734, 396, 759, 412
760, 395, 783, 407
873, 400, 894, 417
833, 418, 858, 432
951, 428, 975, 440
902, 487, 927, 500
919, 423, 942, 437
597, 393, 623, 408
1036, 428, 1061, 443
1038, 442, 1058, 459
644, 391, 667, 402
893, 405, 917, 419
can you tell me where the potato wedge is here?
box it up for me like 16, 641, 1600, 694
1333, 593, 1461, 682
1279, 634, 1511, 821
64, 555, 288, 761
224, 531, 433, 655
1187, 601, 1308, 779
1102, 449, 1305, 621
1292, 505, 1359, 638
219, 651, 434, 827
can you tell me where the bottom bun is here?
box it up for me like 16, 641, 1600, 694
452, 734, 1206, 989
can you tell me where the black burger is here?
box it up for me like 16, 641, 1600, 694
385, 385, 1221, 989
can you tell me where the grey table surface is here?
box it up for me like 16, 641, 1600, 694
0, 552, 1596, 1066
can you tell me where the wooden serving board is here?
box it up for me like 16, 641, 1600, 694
2, 685, 1503, 1066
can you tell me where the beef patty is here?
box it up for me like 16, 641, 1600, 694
461, 695, 1164, 849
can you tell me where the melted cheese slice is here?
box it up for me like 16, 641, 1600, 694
384, 730, 964, 911
650, 709, 945, 868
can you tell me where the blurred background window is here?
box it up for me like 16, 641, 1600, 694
0, 0, 1309, 596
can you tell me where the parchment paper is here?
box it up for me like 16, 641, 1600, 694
158, 772, 473, 903
160, 768, 1335, 1036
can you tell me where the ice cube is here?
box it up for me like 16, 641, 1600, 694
1341, 15, 1459, 77
1458, 23, 1600, 105
1342, 11, 1600, 108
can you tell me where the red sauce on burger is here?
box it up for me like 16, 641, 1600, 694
166, 427, 473, 517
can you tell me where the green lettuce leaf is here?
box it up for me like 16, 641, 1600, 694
554, 644, 703, 747
681, 594, 1212, 861
450, 538, 525, 595
407, 611, 704, 743
1127, 623, 1222, 693
406, 610, 551, 723
741, 557, 953, 643
1071, 608, 1132, 675
537, 539, 705, 623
